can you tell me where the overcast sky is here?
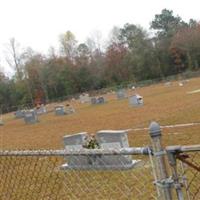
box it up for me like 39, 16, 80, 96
0, 0, 199, 74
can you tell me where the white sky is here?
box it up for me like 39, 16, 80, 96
0, 0, 199, 74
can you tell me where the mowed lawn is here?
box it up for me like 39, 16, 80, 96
1, 78, 200, 200
1, 77, 200, 150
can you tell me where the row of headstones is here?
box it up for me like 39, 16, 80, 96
116, 89, 143, 106
15, 109, 42, 124
15, 105, 47, 118
80, 90, 143, 107
15, 105, 75, 124
80, 79, 189, 106
80, 94, 106, 105
61, 130, 140, 170
91, 96, 105, 105
55, 105, 75, 116
78, 79, 189, 105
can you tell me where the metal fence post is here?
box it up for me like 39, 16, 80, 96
149, 121, 173, 200
166, 146, 184, 200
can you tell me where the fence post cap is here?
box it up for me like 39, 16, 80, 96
149, 121, 161, 138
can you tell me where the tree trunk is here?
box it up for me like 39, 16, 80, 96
187, 51, 193, 69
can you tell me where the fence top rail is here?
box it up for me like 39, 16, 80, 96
166, 144, 200, 153
0, 147, 150, 156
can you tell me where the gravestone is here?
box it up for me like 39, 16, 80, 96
80, 93, 91, 103
91, 97, 105, 105
129, 94, 143, 107
35, 105, 47, 115
91, 97, 97, 104
65, 105, 75, 115
15, 110, 25, 119
61, 130, 139, 170
55, 105, 66, 115
95, 130, 139, 169
61, 132, 89, 169
24, 110, 38, 124
97, 96, 105, 104
116, 89, 127, 100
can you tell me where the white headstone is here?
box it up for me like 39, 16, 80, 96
24, 110, 38, 124
61, 132, 89, 169
97, 96, 105, 104
129, 94, 143, 107
65, 106, 75, 115
35, 105, 47, 115
91, 97, 97, 104
80, 93, 91, 103
91, 97, 105, 105
55, 105, 66, 115
15, 110, 25, 118
61, 131, 140, 170
95, 130, 139, 169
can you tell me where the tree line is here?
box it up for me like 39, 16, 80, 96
0, 9, 200, 111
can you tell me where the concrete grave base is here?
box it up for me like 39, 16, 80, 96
61, 130, 140, 170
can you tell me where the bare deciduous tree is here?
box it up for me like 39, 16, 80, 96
5, 38, 23, 80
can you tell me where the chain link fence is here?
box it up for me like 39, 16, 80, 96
166, 146, 200, 200
0, 123, 199, 200
179, 152, 200, 200
0, 149, 157, 200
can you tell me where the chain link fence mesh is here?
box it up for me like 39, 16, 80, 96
0, 156, 63, 200
176, 151, 200, 200
0, 153, 157, 200
0, 149, 200, 199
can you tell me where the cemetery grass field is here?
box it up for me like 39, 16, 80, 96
1, 77, 200, 150
1, 77, 200, 200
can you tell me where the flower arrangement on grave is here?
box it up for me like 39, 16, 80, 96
82, 134, 100, 149
82, 134, 101, 165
